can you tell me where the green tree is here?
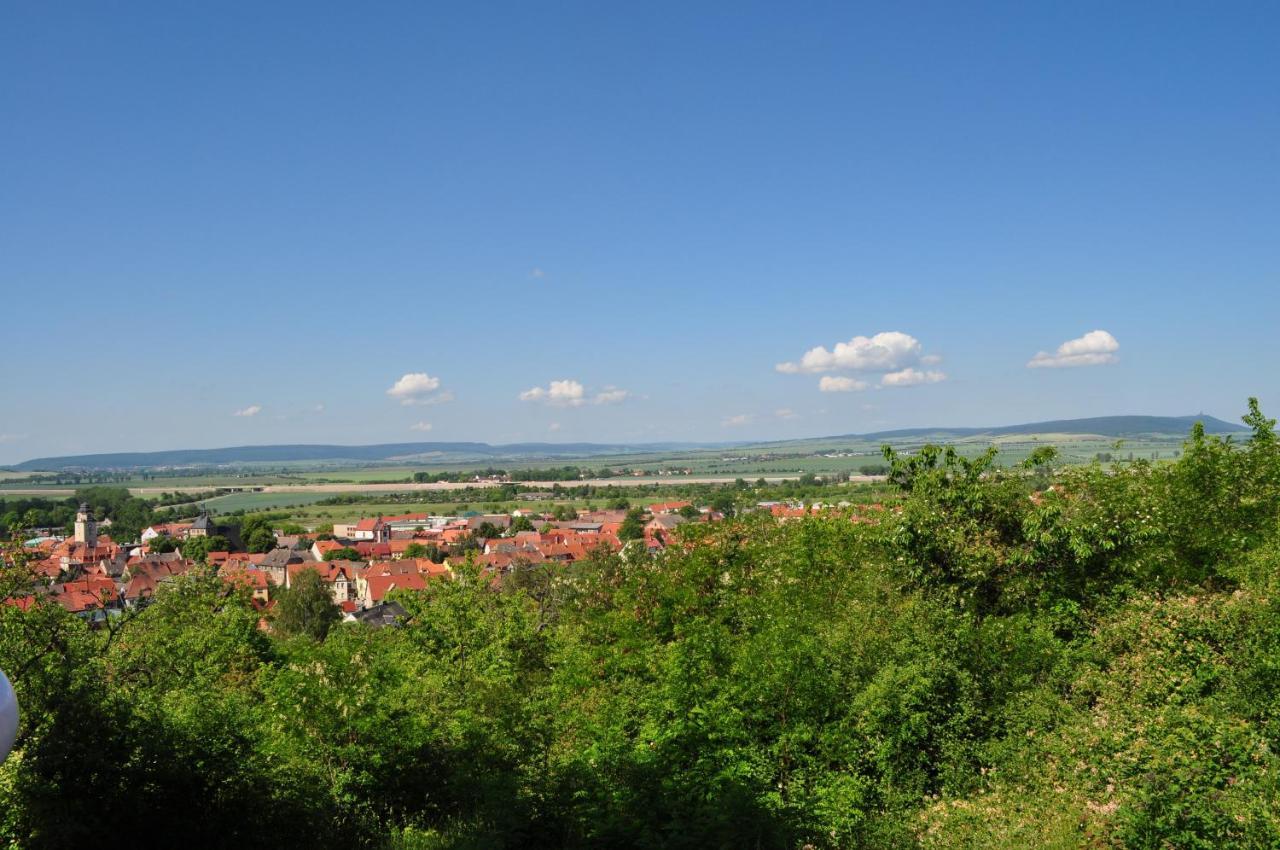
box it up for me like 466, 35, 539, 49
238, 513, 283, 553
180, 534, 230, 563
274, 568, 341, 640
474, 521, 502, 540
245, 526, 277, 553
618, 507, 647, 541
147, 535, 180, 554
710, 491, 737, 517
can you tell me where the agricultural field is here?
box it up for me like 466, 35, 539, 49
193, 491, 343, 514
279, 498, 584, 526
1, 429, 1197, 501
193, 492, 586, 524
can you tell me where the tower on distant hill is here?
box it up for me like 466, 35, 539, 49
74, 503, 97, 547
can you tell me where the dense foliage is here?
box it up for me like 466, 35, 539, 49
3, 402, 1279, 848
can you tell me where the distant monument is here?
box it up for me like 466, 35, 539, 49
73, 503, 97, 547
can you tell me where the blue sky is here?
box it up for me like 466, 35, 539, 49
2, 1, 1278, 463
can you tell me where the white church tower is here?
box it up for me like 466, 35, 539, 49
74, 503, 97, 548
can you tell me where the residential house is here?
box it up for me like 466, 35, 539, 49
311, 539, 345, 561
346, 601, 408, 628
286, 561, 363, 605
348, 517, 390, 543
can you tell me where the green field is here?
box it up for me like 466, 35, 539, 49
194, 491, 344, 513
2, 430, 1195, 502
223, 497, 604, 526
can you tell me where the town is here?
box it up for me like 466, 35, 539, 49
7, 495, 883, 630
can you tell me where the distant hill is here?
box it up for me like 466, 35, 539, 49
856, 414, 1247, 441
11, 441, 719, 472
11, 414, 1246, 472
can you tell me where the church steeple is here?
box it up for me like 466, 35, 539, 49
74, 503, 97, 548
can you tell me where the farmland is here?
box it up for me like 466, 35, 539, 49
0, 428, 1198, 520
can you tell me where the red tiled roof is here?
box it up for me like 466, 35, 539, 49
366, 571, 427, 603
55, 589, 107, 613
287, 562, 358, 585
366, 560, 421, 579
416, 559, 452, 578
221, 567, 271, 591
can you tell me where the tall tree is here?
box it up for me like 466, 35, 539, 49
618, 507, 647, 541
274, 569, 340, 641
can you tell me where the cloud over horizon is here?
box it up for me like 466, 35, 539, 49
233, 405, 262, 417
520, 380, 632, 407
520, 379, 586, 407
780, 331, 947, 391
593, 386, 631, 405
1027, 330, 1120, 368
819, 376, 870, 393
777, 331, 923, 374
881, 368, 947, 387
387, 372, 452, 405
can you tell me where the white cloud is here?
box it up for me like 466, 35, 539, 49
521, 380, 631, 407
410, 421, 433, 432
593, 386, 631, 405
722, 413, 754, 427
530, 268, 545, 279
387, 372, 452, 405
420, 390, 455, 406
881, 368, 947, 387
775, 408, 799, 420
520, 379, 586, 407
314, 403, 326, 413
779, 331, 947, 391
777, 331, 922, 374
819, 375, 870, 393
233, 405, 262, 417
419, 390, 455, 406
0, 433, 26, 444
1027, 330, 1120, 368
548, 422, 561, 432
